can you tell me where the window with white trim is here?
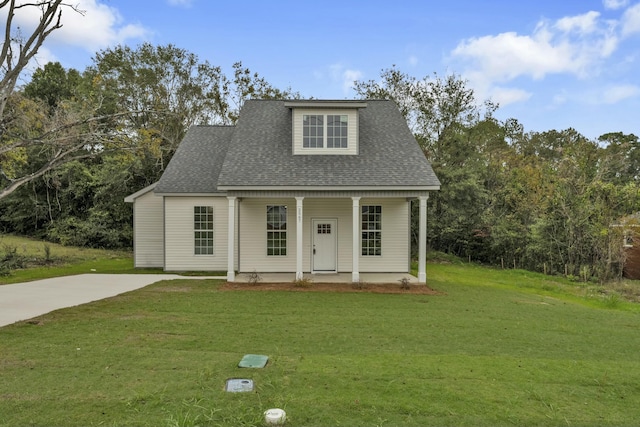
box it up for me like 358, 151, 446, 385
267, 205, 287, 256
303, 114, 348, 149
303, 115, 323, 148
194, 206, 213, 255
361, 205, 382, 256
327, 115, 348, 148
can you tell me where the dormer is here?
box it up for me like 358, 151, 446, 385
285, 100, 367, 155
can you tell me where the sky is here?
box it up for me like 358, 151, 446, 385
7, 0, 640, 140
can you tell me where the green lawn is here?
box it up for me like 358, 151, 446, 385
1, 262, 640, 426
0, 234, 140, 284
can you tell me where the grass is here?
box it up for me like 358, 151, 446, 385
1, 261, 640, 426
1, 235, 640, 425
0, 234, 163, 284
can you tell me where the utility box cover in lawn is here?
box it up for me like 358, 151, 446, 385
238, 354, 269, 368
225, 379, 254, 392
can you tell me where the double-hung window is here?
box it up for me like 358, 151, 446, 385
267, 205, 287, 256
327, 115, 348, 148
361, 205, 382, 256
194, 206, 213, 255
303, 115, 324, 148
303, 114, 348, 149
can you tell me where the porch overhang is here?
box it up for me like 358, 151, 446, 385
220, 187, 439, 198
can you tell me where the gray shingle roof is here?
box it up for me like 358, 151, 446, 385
156, 100, 440, 193
155, 125, 234, 193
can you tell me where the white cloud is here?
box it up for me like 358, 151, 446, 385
329, 64, 363, 95
621, 3, 640, 36
342, 69, 363, 93
603, 0, 629, 10
167, 0, 194, 7
551, 89, 569, 106
449, 9, 624, 107
453, 11, 619, 82
555, 11, 601, 34
490, 86, 532, 106
408, 55, 419, 66
602, 84, 640, 103
1, 0, 150, 56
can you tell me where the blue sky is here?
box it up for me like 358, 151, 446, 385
10, 0, 640, 140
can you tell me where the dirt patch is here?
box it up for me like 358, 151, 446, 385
219, 282, 441, 295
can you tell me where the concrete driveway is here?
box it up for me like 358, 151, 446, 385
0, 274, 224, 327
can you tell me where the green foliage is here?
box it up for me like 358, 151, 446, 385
0, 244, 27, 275
23, 62, 82, 110
1, 45, 296, 249
356, 68, 640, 282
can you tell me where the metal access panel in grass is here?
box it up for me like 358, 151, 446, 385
238, 354, 269, 368
225, 378, 254, 392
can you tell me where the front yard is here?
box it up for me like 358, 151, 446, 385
1, 263, 639, 426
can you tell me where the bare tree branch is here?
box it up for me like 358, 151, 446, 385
0, 1, 83, 121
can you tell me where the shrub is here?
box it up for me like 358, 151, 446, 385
293, 277, 313, 288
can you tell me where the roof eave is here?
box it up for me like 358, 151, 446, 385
124, 182, 157, 203
217, 185, 440, 192
284, 101, 368, 109
154, 191, 227, 197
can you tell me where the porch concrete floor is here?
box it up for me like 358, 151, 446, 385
233, 272, 419, 284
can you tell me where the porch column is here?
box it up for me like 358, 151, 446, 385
418, 195, 429, 284
352, 197, 361, 282
227, 196, 236, 282
295, 197, 304, 280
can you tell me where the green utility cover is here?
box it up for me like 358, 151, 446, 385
238, 354, 269, 368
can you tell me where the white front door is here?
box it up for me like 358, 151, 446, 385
312, 219, 337, 272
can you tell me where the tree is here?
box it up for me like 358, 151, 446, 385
354, 68, 493, 258
0, 0, 83, 118
0, 0, 122, 200
2, 44, 298, 247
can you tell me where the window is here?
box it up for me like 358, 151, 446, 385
303, 115, 323, 148
317, 223, 331, 234
194, 206, 213, 255
303, 114, 348, 149
327, 115, 348, 148
362, 205, 382, 256
267, 205, 287, 256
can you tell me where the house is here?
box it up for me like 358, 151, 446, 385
124, 100, 440, 283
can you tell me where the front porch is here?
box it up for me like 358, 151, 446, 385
234, 272, 420, 284
225, 194, 431, 284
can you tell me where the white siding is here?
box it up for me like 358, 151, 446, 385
238, 197, 409, 274
164, 196, 234, 271
291, 109, 358, 155
238, 198, 296, 272
359, 198, 410, 273
132, 191, 164, 268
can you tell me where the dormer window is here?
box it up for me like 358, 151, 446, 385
303, 114, 348, 148
286, 101, 366, 156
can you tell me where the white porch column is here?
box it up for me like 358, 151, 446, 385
418, 195, 429, 284
352, 197, 361, 282
227, 196, 236, 282
295, 197, 304, 280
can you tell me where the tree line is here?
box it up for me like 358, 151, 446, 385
355, 68, 639, 281
1, 1, 638, 281
0, 43, 296, 247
